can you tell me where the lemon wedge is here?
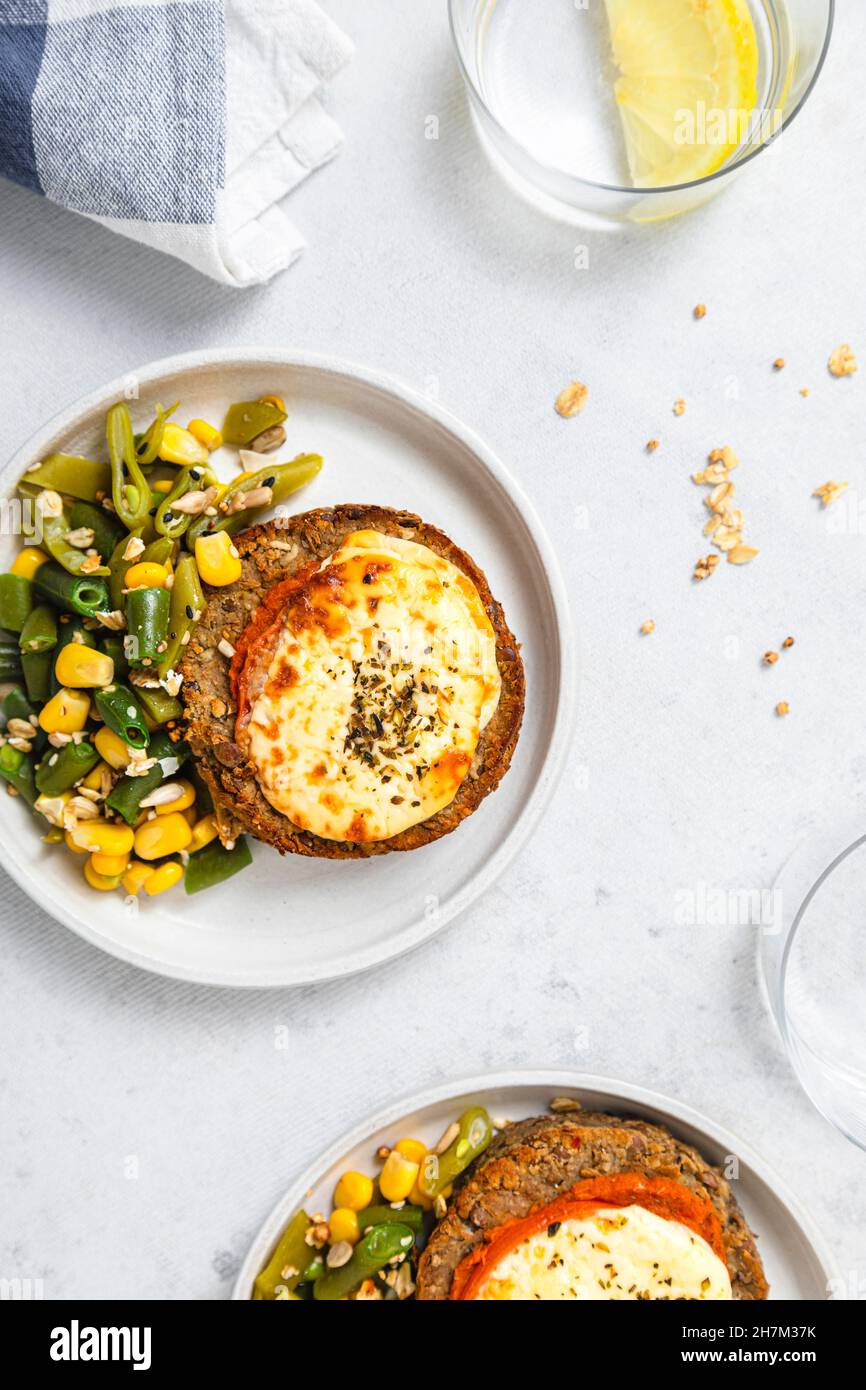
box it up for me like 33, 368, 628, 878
604, 0, 760, 188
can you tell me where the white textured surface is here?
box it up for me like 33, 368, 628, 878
0, 0, 864, 1299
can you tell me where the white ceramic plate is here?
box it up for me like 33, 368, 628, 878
233, 1071, 839, 1300
0, 350, 574, 986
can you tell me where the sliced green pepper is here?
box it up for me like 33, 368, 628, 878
418, 1107, 493, 1198
134, 401, 177, 466
3, 686, 47, 755
222, 399, 286, 447
20, 454, 111, 503
313, 1223, 415, 1302
107, 403, 152, 529
184, 837, 252, 894
254, 1211, 311, 1300
154, 465, 217, 541
107, 528, 142, 610
25, 501, 109, 578
186, 454, 322, 547
0, 575, 33, 632
18, 605, 57, 655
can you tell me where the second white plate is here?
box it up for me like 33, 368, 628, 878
0, 350, 575, 986
233, 1071, 840, 1301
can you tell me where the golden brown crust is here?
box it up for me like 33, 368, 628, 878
416, 1112, 769, 1301
180, 505, 525, 858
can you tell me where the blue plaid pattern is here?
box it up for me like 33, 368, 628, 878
0, 0, 225, 224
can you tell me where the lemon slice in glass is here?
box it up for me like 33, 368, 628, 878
604, 0, 760, 188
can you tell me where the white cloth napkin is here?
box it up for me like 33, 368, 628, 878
0, 0, 354, 287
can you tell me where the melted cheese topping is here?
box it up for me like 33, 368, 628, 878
473, 1205, 733, 1301
245, 531, 501, 842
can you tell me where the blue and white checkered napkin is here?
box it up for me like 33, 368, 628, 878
0, 0, 353, 286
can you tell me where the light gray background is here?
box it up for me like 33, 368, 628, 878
1, 0, 864, 1298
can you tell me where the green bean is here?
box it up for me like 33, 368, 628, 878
313, 1223, 415, 1302
26, 502, 110, 578
105, 730, 188, 825
94, 683, 150, 749
107, 403, 152, 529
254, 1211, 311, 1300
49, 622, 97, 697
186, 454, 322, 547
35, 740, 99, 796
69, 500, 125, 569
100, 634, 129, 682
222, 399, 286, 448
21, 650, 52, 704
184, 837, 252, 894
107, 528, 142, 610
0, 638, 23, 681
158, 555, 204, 676
21, 454, 111, 503
0, 743, 37, 804
418, 1107, 493, 1199
124, 587, 170, 669
0, 575, 33, 632
133, 684, 182, 725
33, 561, 110, 618
3, 686, 47, 755
357, 1204, 425, 1236
18, 605, 57, 654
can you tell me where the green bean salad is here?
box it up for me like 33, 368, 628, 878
0, 394, 322, 900
254, 1106, 493, 1300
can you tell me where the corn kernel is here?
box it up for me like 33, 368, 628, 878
91, 850, 130, 877
143, 861, 184, 896
152, 479, 174, 494
122, 860, 155, 896
11, 546, 49, 580
258, 394, 286, 413
189, 812, 219, 852
134, 811, 192, 861
83, 859, 121, 892
64, 828, 88, 855
124, 561, 169, 590
334, 1171, 374, 1213
156, 779, 195, 815
81, 759, 111, 792
54, 643, 114, 689
187, 418, 223, 451
408, 1177, 434, 1212
69, 819, 135, 857
38, 687, 90, 734
158, 422, 209, 467
94, 727, 132, 769
195, 531, 242, 587
328, 1208, 360, 1245
395, 1137, 427, 1166
379, 1151, 420, 1204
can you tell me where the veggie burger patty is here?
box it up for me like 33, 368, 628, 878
180, 505, 525, 858
416, 1110, 769, 1301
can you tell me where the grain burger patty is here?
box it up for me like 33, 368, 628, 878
180, 505, 525, 858
416, 1111, 769, 1301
